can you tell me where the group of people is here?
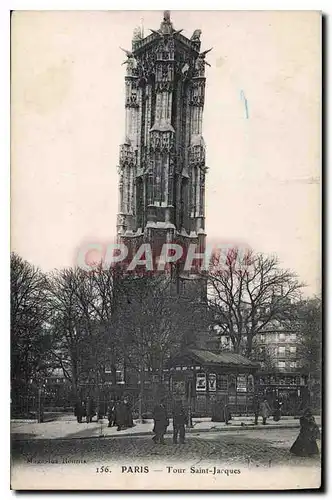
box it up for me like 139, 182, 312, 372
74, 396, 96, 423
211, 400, 232, 424
74, 395, 134, 430
152, 399, 189, 445
252, 395, 320, 457
74, 393, 320, 457
253, 396, 283, 425
107, 398, 134, 431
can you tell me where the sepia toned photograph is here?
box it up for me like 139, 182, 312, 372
10, 9, 322, 490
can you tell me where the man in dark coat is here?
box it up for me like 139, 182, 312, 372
86, 397, 95, 423
152, 400, 169, 444
74, 400, 85, 423
172, 401, 188, 444
290, 409, 320, 457
114, 399, 126, 431
253, 395, 260, 425
222, 401, 231, 425
123, 398, 134, 428
97, 400, 106, 420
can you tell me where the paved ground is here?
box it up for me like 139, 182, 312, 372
11, 428, 321, 469
11, 428, 322, 490
11, 414, 321, 441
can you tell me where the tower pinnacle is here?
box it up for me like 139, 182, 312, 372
163, 10, 171, 23
160, 10, 173, 34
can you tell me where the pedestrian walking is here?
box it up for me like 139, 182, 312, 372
107, 400, 115, 428
290, 409, 320, 457
86, 396, 95, 423
152, 400, 169, 444
123, 397, 134, 428
114, 399, 126, 431
211, 399, 223, 422
97, 400, 106, 420
74, 399, 85, 423
273, 398, 282, 422
172, 401, 188, 444
259, 399, 271, 425
223, 401, 231, 425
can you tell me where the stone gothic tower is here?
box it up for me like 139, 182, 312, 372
117, 11, 210, 287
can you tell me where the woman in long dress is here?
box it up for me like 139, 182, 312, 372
290, 409, 320, 457
273, 398, 282, 422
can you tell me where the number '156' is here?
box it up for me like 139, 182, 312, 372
96, 466, 111, 473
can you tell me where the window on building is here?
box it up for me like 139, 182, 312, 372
216, 374, 228, 391
278, 346, 286, 355
260, 334, 265, 342
279, 333, 285, 341
228, 374, 236, 393
290, 346, 296, 354
116, 370, 125, 384
290, 333, 297, 341
278, 361, 286, 369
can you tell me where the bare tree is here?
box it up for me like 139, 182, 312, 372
11, 253, 52, 402
250, 342, 277, 372
48, 265, 121, 401
207, 250, 304, 355
116, 273, 207, 417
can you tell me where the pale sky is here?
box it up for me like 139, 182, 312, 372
11, 10, 321, 294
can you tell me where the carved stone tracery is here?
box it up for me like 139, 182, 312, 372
150, 131, 174, 153
117, 11, 208, 240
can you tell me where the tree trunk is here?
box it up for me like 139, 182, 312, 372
246, 335, 253, 357
137, 366, 145, 423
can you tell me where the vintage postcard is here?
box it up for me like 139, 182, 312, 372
10, 10, 322, 490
